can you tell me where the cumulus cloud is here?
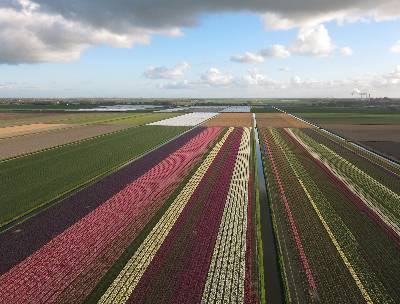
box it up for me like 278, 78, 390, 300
2, 0, 400, 63
238, 69, 281, 88
260, 45, 291, 58
200, 68, 234, 86
159, 65, 400, 98
340, 46, 353, 56
291, 25, 335, 57
262, 1, 400, 30
158, 80, 193, 89
390, 41, 400, 53
231, 52, 264, 63
0, 0, 181, 64
144, 62, 190, 79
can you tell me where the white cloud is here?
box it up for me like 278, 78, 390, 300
260, 44, 291, 58
262, 2, 400, 30
382, 65, 400, 84
231, 52, 264, 63
2, 0, 400, 64
159, 80, 193, 89
144, 62, 190, 79
291, 25, 335, 57
238, 69, 275, 86
159, 65, 400, 98
340, 46, 353, 56
0, 0, 182, 64
200, 68, 234, 86
390, 41, 400, 53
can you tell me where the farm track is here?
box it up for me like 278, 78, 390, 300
0, 127, 222, 303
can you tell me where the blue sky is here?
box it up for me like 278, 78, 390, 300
0, 0, 400, 98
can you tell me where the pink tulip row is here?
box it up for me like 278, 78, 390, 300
127, 129, 243, 303
0, 127, 222, 304
262, 132, 318, 294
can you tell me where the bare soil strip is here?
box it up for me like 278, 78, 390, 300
204, 113, 253, 127
256, 113, 311, 128
320, 124, 400, 142
0, 124, 70, 139
0, 124, 128, 160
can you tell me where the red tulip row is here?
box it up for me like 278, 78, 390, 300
0, 127, 222, 304
126, 128, 243, 303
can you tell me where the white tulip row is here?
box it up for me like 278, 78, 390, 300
98, 128, 234, 304
148, 112, 219, 126
202, 127, 251, 304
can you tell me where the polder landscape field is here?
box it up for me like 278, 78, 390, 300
0, 100, 399, 304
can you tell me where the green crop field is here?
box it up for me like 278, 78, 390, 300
0, 125, 188, 227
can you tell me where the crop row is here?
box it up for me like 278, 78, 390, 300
98, 127, 235, 303
201, 127, 251, 303
261, 127, 400, 302
261, 128, 373, 302
303, 128, 400, 194
128, 128, 243, 303
273, 128, 394, 303
0, 127, 205, 275
0, 127, 222, 303
290, 128, 400, 242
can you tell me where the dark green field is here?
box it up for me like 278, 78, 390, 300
0, 125, 188, 227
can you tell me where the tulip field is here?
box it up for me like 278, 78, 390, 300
1, 106, 399, 303
0, 124, 261, 304
259, 124, 400, 303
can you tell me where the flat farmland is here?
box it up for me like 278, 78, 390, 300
0, 123, 69, 138
0, 127, 261, 303
318, 124, 400, 161
0, 125, 188, 227
0, 112, 141, 127
204, 113, 253, 127
259, 127, 400, 303
0, 113, 181, 159
295, 112, 400, 125
292, 111, 400, 161
256, 113, 310, 128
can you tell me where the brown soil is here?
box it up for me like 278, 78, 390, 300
0, 124, 127, 159
321, 124, 400, 142
204, 113, 253, 127
256, 113, 311, 128
360, 141, 400, 161
0, 124, 69, 138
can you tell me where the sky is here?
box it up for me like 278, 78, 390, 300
0, 0, 400, 98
